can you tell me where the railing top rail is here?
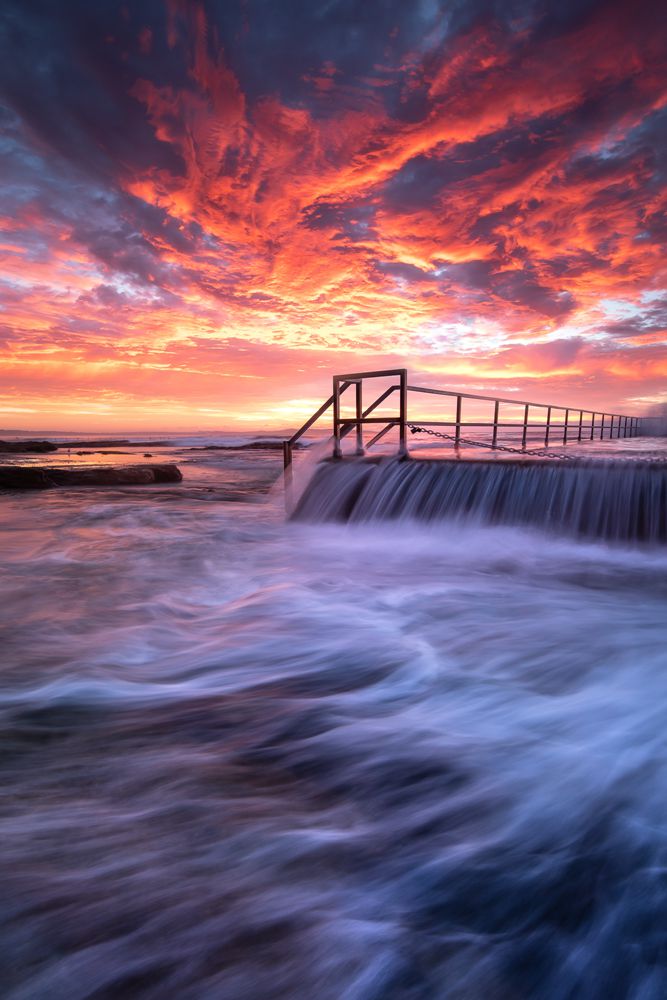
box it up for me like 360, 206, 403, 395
334, 368, 407, 381
406, 384, 627, 416
336, 419, 593, 427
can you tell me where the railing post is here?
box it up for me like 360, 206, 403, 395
545, 406, 551, 447
610, 415, 615, 439
600, 413, 605, 440
590, 412, 596, 440
283, 441, 293, 513
492, 400, 500, 449
355, 380, 364, 455
563, 408, 569, 445
455, 395, 462, 448
398, 369, 408, 457
332, 377, 342, 458
522, 404, 529, 450
578, 410, 583, 442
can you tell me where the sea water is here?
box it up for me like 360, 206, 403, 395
1, 436, 667, 999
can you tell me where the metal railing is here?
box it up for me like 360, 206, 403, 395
283, 369, 643, 480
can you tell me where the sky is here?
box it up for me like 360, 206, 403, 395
1, 0, 666, 430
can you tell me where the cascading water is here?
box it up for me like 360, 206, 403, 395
293, 457, 667, 543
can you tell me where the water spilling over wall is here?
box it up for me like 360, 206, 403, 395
294, 458, 667, 543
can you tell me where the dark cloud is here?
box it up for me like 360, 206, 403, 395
494, 271, 576, 317
432, 259, 576, 317
437, 260, 496, 289
379, 119, 557, 214
0, 1, 184, 181
375, 261, 433, 283
301, 200, 378, 242
200, 0, 446, 109
602, 298, 667, 341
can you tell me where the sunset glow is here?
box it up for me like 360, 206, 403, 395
1, 0, 666, 429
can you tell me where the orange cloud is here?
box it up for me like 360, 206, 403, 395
0, 0, 665, 428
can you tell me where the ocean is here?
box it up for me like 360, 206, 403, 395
2, 433, 667, 999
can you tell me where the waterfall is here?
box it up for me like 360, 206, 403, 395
293, 458, 667, 543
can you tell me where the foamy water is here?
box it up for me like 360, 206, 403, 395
2, 441, 667, 998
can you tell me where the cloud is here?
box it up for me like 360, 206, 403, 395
0, 0, 666, 426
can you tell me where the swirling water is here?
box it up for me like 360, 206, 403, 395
2, 440, 667, 999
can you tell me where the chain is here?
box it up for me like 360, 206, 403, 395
408, 424, 583, 460
407, 425, 667, 464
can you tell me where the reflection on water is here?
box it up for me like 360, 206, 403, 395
2, 443, 667, 998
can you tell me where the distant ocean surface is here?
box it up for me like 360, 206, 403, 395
2, 432, 667, 999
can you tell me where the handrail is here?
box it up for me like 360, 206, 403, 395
408, 383, 597, 412
283, 369, 643, 487
286, 380, 353, 447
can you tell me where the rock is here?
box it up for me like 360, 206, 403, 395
0, 467, 56, 489
60, 440, 173, 448
189, 441, 303, 451
0, 440, 58, 453
151, 465, 183, 483
47, 467, 155, 486
61, 440, 131, 447
0, 464, 183, 490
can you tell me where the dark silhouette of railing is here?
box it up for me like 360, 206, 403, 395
282, 369, 643, 486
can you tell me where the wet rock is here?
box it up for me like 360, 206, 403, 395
62, 439, 173, 448
0, 467, 56, 489
48, 464, 183, 486
151, 465, 183, 483
189, 441, 305, 451
0, 440, 58, 453
0, 464, 183, 490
